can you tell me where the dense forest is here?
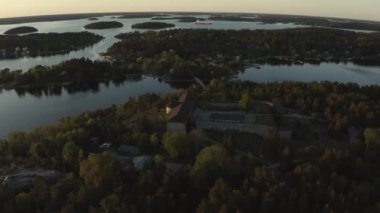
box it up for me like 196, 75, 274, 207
0, 81, 379, 212
0, 32, 103, 59
202, 79, 380, 138
83, 21, 123, 30
0, 58, 143, 96
108, 28, 380, 82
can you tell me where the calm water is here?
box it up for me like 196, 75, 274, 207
239, 63, 380, 86
0, 15, 304, 71
0, 77, 173, 138
0, 15, 379, 137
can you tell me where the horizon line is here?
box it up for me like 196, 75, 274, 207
0, 11, 379, 23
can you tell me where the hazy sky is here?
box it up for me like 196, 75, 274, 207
0, 0, 379, 21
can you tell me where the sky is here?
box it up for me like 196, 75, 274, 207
0, 0, 380, 21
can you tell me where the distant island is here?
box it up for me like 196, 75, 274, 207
84, 21, 123, 29
118, 13, 158, 19
152, 16, 205, 23
131, 22, 175, 29
88, 17, 99, 21
3, 26, 38, 34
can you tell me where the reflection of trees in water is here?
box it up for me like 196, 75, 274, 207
66, 82, 101, 94
12, 74, 147, 97
165, 81, 192, 89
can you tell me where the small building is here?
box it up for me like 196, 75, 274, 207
133, 156, 153, 171
167, 92, 196, 133
119, 145, 140, 156
99, 143, 112, 149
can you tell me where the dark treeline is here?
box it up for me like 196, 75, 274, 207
209, 14, 380, 31
152, 16, 205, 22
84, 21, 123, 30
208, 15, 257, 22
0, 58, 143, 96
0, 32, 103, 59
111, 28, 380, 62
255, 14, 380, 32
131, 22, 176, 30
0, 81, 379, 212
109, 28, 380, 82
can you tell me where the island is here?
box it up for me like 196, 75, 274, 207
3, 26, 38, 34
109, 28, 380, 83
131, 22, 175, 29
83, 21, 123, 29
0, 32, 104, 59
118, 12, 158, 19
152, 16, 205, 23
88, 17, 99, 21
209, 15, 256, 22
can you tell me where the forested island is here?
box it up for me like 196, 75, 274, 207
118, 13, 158, 19
131, 22, 175, 29
152, 16, 205, 23
0, 58, 144, 97
84, 21, 123, 29
209, 15, 257, 22
3, 26, 38, 35
0, 80, 379, 212
108, 28, 380, 82
0, 32, 103, 59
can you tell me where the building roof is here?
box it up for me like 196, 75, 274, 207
209, 113, 245, 122
133, 156, 152, 171
168, 92, 195, 123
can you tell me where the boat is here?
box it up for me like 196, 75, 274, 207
194, 19, 212, 25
